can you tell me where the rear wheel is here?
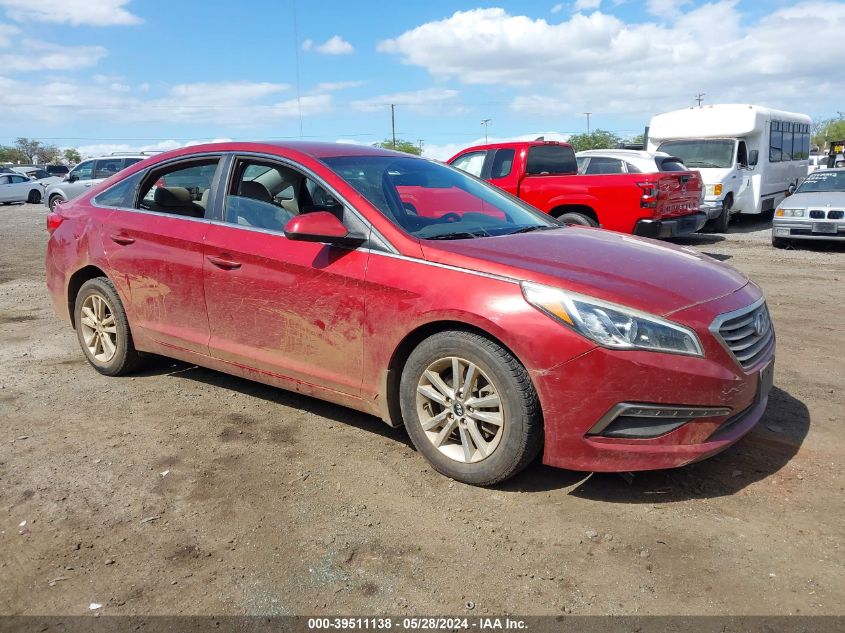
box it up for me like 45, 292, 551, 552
27, 189, 42, 204
557, 212, 598, 227
74, 277, 141, 376
399, 331, 543, 486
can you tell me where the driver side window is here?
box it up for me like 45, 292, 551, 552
71, 160, 94, 181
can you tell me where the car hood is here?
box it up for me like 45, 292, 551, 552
782, 191, 845, 207
421, 227, 750, 317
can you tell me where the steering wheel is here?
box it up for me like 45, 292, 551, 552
440, 212, 461, 223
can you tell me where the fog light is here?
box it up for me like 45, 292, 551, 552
588, 403, 732, 439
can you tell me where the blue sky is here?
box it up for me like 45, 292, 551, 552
1, 0, 843, 159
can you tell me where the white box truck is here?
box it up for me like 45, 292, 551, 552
647, 104, 811, 231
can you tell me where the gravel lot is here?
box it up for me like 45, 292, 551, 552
1, 202, 843, 616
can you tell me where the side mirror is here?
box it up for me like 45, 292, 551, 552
748, 150, 759, 166
68, 173, 78, 183
786, 184, 796, 196
283, 211, 365, 247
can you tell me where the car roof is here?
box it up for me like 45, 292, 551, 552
576, 149, 674, 160
143, 141, 419, 164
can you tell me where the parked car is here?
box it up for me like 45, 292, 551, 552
807, 154, 828, 175
45, 164, 70, 177
576, 149, 690, 174
0, 172, 45, 204
449, 141, 706, 237
46, 142, 775, 485
12, 166, 63, 186
772, 168, 845, 248
44, 153, 152, 211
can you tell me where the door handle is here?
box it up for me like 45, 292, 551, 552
110, 234, 135, 245
207, 255, 242, 270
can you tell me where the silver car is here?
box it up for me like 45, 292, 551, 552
772, 168, 845, 248
44, 153, 154, 210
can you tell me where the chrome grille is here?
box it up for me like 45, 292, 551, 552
712, 300, 774, 370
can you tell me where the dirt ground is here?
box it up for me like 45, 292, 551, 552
1, 202, 843, 616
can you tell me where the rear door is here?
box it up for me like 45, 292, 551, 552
202, 154, 369, 396
95, 155, 222, 354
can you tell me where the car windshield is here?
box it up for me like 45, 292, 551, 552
795, 170, 845, 193
657, 140, 735, 169
321, 155, 558, 240
27, 169, 51, 179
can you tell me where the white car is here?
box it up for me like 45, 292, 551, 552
576, 149, 690, 175
12, 166, 63, 187
0, 172, 45, 204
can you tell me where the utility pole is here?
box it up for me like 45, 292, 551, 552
481, 118, 492, 143
390, 104, 396, 150
695, 93, 705, 106
417, 139, 424, 154
584, 112, 591, 135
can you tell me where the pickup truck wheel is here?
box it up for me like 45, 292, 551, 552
27, 189, 42, 204
557, 212, 598, 227
399, 331, 543, 486
49, 195, 64, 211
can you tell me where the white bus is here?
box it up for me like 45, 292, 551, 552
647, 104, 811, 231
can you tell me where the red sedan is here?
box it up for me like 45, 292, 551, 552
45, 142, 775, 485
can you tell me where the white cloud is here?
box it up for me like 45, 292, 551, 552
0, 0, 141, 26
379, 3, 845, 118
574, 0, 603, 10
0, 21, 17, 46
422, 132, 572, 161
316, 80, 364, 92
303, 35, 354, 55
75, 138, 234, 159
0, 38, 106, 71
0, 78, 333, 126
351, 88, 459, 114
551, 3, 566, 13
646, 0, 691, 18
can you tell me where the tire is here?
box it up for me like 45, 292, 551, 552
399, 330, 543, 486
74, 277, 141, 376
27, 189, 42, 204
557, 212, 598, 227
772, 235, 791, 249
49, 195, 64, 211
712, 196, 731, 233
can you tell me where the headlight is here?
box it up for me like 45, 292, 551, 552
705, 184, 723, 197
521, 282, 704, 356
775, 208, 804, 217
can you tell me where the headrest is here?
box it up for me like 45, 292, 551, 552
154, 186, 192, 207
239, 180, 272, 203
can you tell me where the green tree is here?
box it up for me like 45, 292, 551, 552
373, 138, 422, 155
566, 129, 622, 152
625, 133, 645, 147
14, 137, 61, 164
63, 148, 82, 164
813, 116, 845, 150
0, 145, 28, 163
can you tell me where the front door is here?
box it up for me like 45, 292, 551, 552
203, 156, 368, 396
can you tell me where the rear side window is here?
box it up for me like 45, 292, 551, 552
658, 158, 687, 172
490, 149, 515, 179
451, 151, 486, 177
624, 162, 643, 174
526, 145, 577, 175
584, 157, 624, 174
137, 159, 219, 218
93, 171, 144, 208
93, 158, 123, 179
0, 176, 10, 185
123, 158, 143, 168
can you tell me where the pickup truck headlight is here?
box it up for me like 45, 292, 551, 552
705, 184, 723, 197
775, 208, 804, 217
521, 282, 703, 356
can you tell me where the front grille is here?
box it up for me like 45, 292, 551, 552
809, 210, 825, 219
829, 210, 844, 219
712, 301, 774, 370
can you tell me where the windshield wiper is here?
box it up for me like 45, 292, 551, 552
425, 231, 486, 240
507, 225, 557, 235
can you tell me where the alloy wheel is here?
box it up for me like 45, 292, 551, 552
415, 356, 505, 463
79, 293, 118, 363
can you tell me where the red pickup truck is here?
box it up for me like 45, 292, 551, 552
447, 141, 706, 237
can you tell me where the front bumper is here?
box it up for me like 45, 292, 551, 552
633, 212, 708, 238
701, 199, 724, 220
773, 220, 845, 240
535, 285, 774, 472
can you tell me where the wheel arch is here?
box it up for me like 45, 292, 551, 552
549, 204, 599, 224
380, 319, 534, 428
67, 265, 110, 328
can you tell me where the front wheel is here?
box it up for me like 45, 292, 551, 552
74, 277, 141, 376
711, 196, 732, 233
27, 189, 42, 204
49, 195, 64, 211
399, 331, 543, 486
